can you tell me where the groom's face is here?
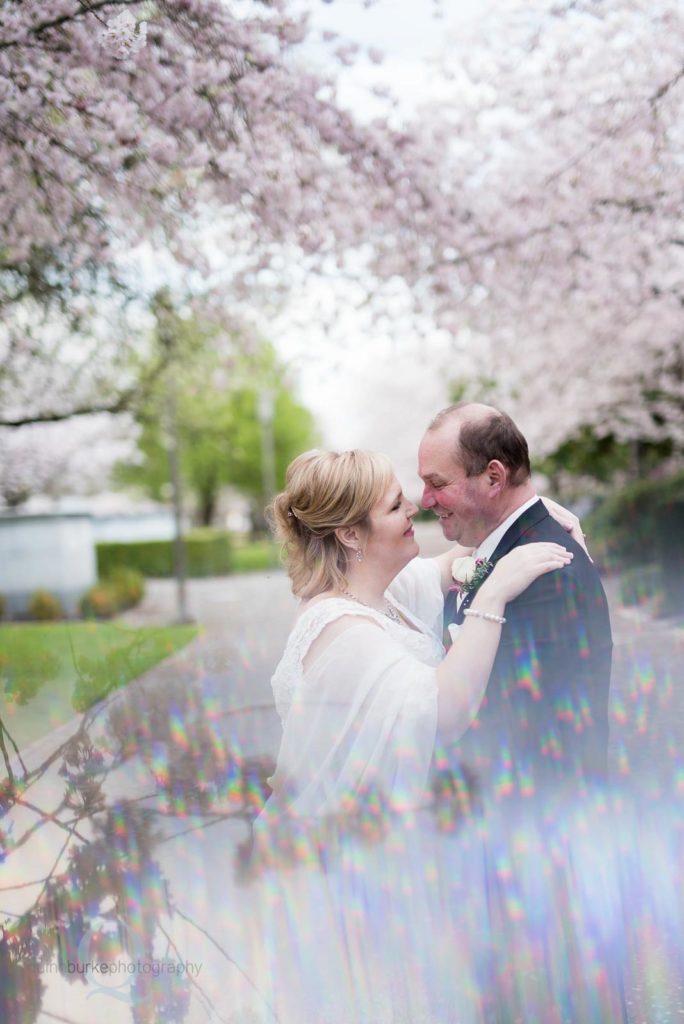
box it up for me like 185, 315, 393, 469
418, 427, 491, 546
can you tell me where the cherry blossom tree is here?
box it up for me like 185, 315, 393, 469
7, 0, 682, 497
0, 296, 152, 505
0, 415, 136, 507
0, 0, 448, 501
0, 0, 445, 423
407, 0, 684, 467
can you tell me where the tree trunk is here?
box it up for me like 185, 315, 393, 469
199, 486, 217, 527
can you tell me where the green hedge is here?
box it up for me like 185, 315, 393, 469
232, 540, 281, 573
97, 530, 234, 578
584, 471, 684, 569
617, 563, 664, 606
585, 471, 684, 613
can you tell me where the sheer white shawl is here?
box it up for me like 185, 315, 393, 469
264, 559, 444, 819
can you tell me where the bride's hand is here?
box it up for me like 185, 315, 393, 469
541, 496, 591, 558
480, 543, 573, 606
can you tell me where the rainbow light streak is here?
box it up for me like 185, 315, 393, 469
169, 705, 191, 751
515, 646, 542, 700
149, 741, 169, 788
540, 730, 563, 760
659, 667, 674, 708
612, 694, 628, 726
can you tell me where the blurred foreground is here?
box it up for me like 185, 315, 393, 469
1, 526, 683, 1022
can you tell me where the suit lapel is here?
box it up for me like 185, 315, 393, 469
488, 498, 550, 563
446, 500, 551, 630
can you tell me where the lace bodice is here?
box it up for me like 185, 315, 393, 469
271, 562, 444, 723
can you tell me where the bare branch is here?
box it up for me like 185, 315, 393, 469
172, 903, 278, 1022
0, 347, 172, 427
651, 64, 684, 104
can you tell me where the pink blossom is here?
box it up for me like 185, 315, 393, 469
99, 11, 148, 60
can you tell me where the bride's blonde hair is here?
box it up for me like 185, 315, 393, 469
268, 449, 394, 598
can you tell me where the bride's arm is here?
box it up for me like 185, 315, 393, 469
434, 542, 572, 732
540, 496, 590, 557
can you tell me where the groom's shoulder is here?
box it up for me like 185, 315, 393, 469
512, 513, 606, 608
515, 508, 592, 562
510, 509, 571, 559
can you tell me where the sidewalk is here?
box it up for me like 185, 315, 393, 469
603, 574, 684, 793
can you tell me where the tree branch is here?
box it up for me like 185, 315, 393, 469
0, 348, 172, 427
172, 903, 278, 1021
651, 64, 684, 104
0, 1, 130, 51
0, 716, 28, 786
31, 0, 135, 39
0, 396, 135, 428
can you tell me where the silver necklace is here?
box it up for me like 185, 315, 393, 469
340, 587, 402, 624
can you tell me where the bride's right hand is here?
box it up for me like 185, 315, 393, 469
480, 543, 573, 606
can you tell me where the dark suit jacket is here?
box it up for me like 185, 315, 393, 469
443, 500, 613, 804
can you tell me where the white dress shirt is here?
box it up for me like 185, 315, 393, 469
471, 495, 540, 563
454, 495, 540, 622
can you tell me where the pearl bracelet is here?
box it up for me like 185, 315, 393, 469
463, 608, 506, 625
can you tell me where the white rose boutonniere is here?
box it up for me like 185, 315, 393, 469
450, 556, 478, 592
450, 555, 493, 597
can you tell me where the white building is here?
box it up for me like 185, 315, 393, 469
0, 512, 96, 618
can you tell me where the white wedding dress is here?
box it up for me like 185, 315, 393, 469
217, 558, 630, 1024
236, 558, 486, 1024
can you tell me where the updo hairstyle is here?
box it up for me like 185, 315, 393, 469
268, 449, 394, 599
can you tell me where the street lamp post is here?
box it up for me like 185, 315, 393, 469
164, 377, 192, 624
257, 387, 277, 512
155, 290, 193, 625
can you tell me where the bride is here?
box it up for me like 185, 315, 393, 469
228, 449, 628, 1024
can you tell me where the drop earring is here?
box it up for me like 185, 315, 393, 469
356, 548, 364, 563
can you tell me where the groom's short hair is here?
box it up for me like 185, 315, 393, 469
429, 403, 531, 486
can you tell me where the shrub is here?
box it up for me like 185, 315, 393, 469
80, 583, 118, 620
80, 568, 145, 619
27, 589, 62, 621
0, 594, 5, 620
108, 567, 145, 609
96, 531, 233, 578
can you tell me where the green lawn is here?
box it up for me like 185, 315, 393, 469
0, 621, 198, 750
232, 539, 281, 573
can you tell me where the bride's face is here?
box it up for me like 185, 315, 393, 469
364, 476, 419, 572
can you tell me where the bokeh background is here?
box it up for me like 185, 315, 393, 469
1, 2, 684, 1021
2, 0, 683, 606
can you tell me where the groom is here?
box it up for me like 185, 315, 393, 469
418, 402, 613, 804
